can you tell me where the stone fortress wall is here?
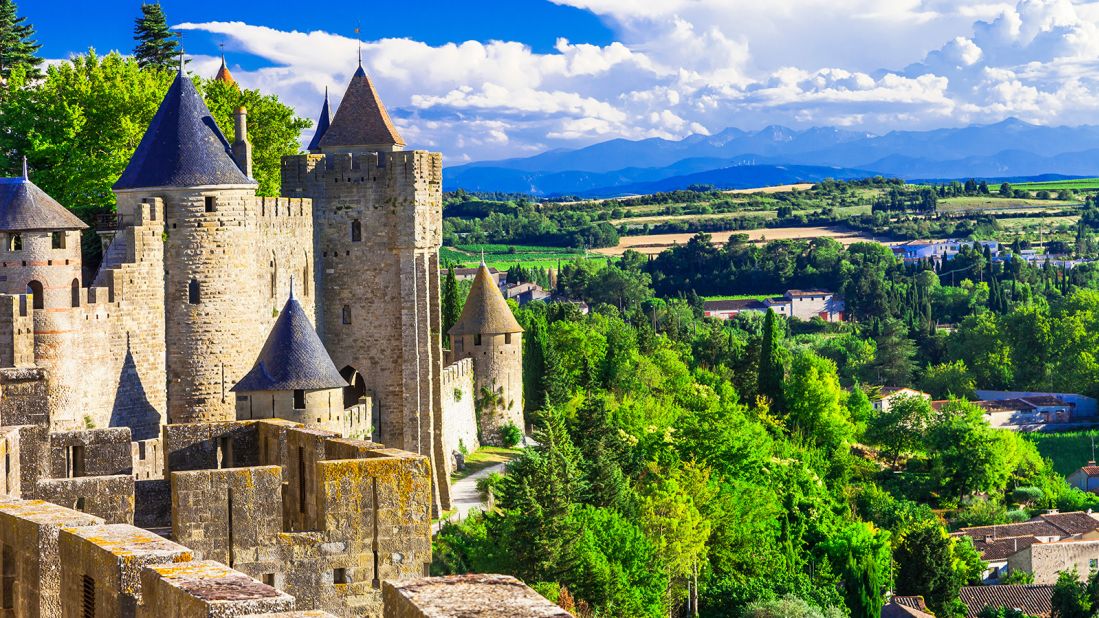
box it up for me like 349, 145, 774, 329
438, 359, 478, 468
282, 150, 450, 508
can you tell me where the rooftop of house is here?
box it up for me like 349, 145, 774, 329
785, 289, 833, 297
882, 596, 935, 618
385, 575, 571, 618
954, 511, 1099, 543
958, 584, 1053, 618
1075, 463, 1099, 477
0, 174, 88, 232
114, 69, 255, 191
146, 560, 289, 603
233, 291, 348, 393
449, 263, 524, 336
317, 63, 405, 150
703, 299, 770, 312
971, 535, 1040, 560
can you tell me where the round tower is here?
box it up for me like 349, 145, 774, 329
448, 262, 524, 445
113, 68, 263, 424
0, 163, 88, 427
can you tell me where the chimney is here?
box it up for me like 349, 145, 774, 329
232, 106, 253, 178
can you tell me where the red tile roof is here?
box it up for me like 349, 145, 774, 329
971, 535, 1039, 561
958, 585, 1052, 618
1077, 465, 1099, 477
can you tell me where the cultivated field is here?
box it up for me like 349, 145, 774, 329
593, 226, 880, 256
1012, 178, 1099, 192
722, 183, 815, 195
441, 243, 605, 269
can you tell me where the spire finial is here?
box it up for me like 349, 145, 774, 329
481, 249, 486, 266
289, 275, 295, 299
21, 156, 27, 180
355, 26, 362, 67
178, 48, 184, 74
325, 85, 329, 100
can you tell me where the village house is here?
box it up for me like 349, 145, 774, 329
871, 387, 931, 413
953, 511, 1099, 584
958, 585, 1053, 618
702, 289, 845, 322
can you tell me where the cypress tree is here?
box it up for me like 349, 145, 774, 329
757, 309, 785, 407
133, 2, 181, 71
0, 0, 42, 80
441, 266, 460, 343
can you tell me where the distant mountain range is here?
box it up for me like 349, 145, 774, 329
444, 119, 1099, 197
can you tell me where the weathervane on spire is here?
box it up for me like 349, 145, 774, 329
290, 275, 295, 299
355, 26, 362, 67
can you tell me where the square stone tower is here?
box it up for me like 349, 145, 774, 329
282, 64, 450, 508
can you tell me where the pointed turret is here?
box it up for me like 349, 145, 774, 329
317, 64, 405, 152
214, 54, 237, 87
0, 172, 87, 232
449, 262, 523, 337
307, 87, 332, 153
233, 291, 347, 393
114, 70, 255, 191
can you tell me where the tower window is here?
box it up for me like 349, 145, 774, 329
8, 235, 20, 252
342, 305, 351, 325
505, 333, 512, 345
204, 196, 217, 213
188, 279, 201, 304
351, 220, 361, 242
26, 280, 43, 310
474, 334, 482, 346
333, 568, 348, 584
293, 389, 305, 410
51, 231, 65, 249
71, 278, 80, 308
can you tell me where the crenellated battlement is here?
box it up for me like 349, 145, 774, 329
440, 358, 474, 387
281, 150, 442, 192
0, 293, 33, 368
252, 195, 311, 219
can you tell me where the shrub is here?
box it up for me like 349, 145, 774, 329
1012, 486, 1042, 506
476, 471, 504, 499
500, 422, 523, 447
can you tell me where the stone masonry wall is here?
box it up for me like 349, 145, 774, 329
452, 332, 524, 445
114, 187, 314, 426
282, 150, 450, 510
34, 474, 134, 524
439, 360, 477, 470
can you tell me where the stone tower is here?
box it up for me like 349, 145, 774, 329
113, 68, 269, 425
0, 166, 87, 426
233, 288, 360, 437
282, 63, 448, 506
449, 262, 524, 444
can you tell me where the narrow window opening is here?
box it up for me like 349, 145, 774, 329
217, 436, 232, 469
74, 497, 85, 512
51, 231, 65, 249
188, 279, 201, 304
342, 305, 351, 325
505, 333, 512, 345
68, 445, 85, 478
333, 568, 348, 584
351, 220, 362, 242
298, 446, 306, 514
204, 196, 217, 213
82, 575, 95, 618
71, 278, 80, 308
26, 280, 42, 310
262, 573, 275, 587
293, 389, 305, 410
8, 235, 20, 252
474, 334, 482, 346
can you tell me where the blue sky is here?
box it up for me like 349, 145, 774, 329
22, 0, 1099, 163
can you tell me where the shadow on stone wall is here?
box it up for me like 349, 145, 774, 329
110, 338, 160, 440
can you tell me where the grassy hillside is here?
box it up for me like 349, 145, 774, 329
1012, 178, 1099, 191
1024, 430, 1099, 476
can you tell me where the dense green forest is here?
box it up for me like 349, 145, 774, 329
433, 234, 1099, 617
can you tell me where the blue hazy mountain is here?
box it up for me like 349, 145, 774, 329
444, 119, 1099, 196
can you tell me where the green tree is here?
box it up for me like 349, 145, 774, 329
893, 519, 975, 617
442, 266, 460, 342
821, 522, 891, 618
133, 2, 181, 71
638, 463, 713, 609
999, 182, 1012, 197
746, 596, 845, 618
867, 319, 916, 386
1050, 569, 1090, 618
203, 79, 310, 196
927, 400, 1010, 499
0, 0, 40, 80
782, 351, 854, 450
865, 394, 934, 464
758, 309, 786, 407
920, 360, 977, 399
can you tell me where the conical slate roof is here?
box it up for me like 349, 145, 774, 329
449, 263, 523, 336
114, 70, 255, 190
232, 292, 348, 392
0, 176, 87, 231
306, 87, 332, 152
317, 64, 405, 150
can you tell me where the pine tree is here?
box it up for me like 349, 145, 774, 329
133, 3, 181, 71
442, 266, 460, 343
757, 309, 785, 407
0, 0, 42, 80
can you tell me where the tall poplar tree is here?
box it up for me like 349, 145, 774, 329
757, 309, 785, 407
442, 266, 460, 343
0, 0, 41, 80
133, 3, 181, 71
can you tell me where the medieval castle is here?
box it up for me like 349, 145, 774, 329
0, 56, 540, 618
